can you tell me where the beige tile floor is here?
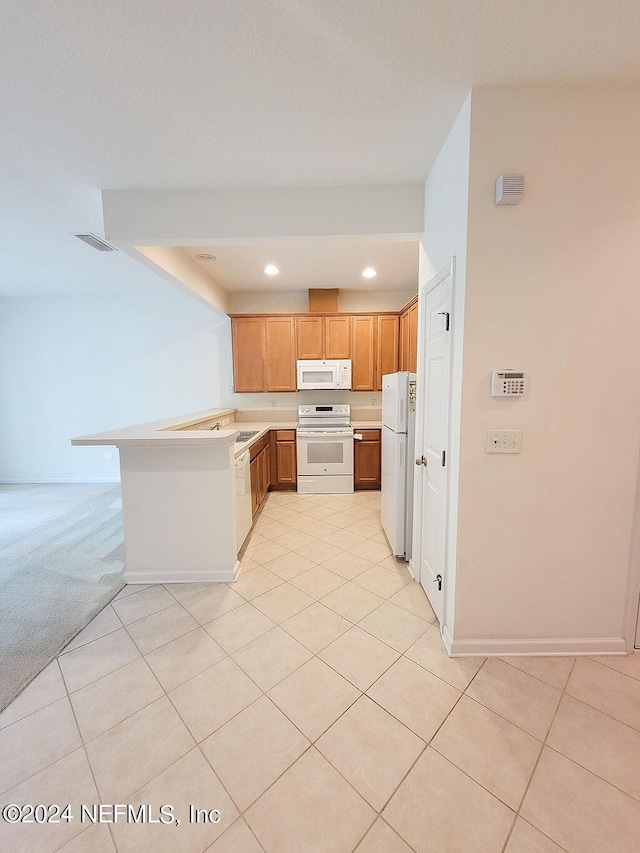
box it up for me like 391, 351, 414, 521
2, 489, 640, 852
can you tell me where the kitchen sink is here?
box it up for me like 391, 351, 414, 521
236, 430, 259, 442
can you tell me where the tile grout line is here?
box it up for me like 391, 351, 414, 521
581, 653, 640, 684
498, 657, 577, 853
60, 600, 125, 657
368, 659, 486, 810
340, 658, 490, 851
55, 656, 121, 853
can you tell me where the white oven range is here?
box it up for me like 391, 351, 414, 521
296, 404, 354, 494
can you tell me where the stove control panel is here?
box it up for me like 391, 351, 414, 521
298, 404, 350, 417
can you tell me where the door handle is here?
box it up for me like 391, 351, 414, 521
415, 456, 428, 466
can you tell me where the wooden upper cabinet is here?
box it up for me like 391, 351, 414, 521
232, 304, 415, 393
325, 316, 351, 359
264, 317, 297, 391
399, 309, 409, 372
351, 316, 375, 391
295, 316, 324, 360
375, 315, 399, 390
408, 302, 418, 373
398, 297, 418, 374
232, 317, 265, 392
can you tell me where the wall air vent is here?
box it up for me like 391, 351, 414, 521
74, 233, 117, 252
495, 174, 524, 206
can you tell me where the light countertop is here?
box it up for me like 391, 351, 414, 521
231, 419, 383, 457
71, 407, 382, 451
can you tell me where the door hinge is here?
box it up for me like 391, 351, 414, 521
441, 450, 446, 467
438, 311, 450, 331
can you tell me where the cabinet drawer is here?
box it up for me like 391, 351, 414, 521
249, 433, 268, 460
275, 429, 296, 441
357, 429, 381, 441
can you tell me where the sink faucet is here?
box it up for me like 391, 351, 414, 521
208, 422, 222, 431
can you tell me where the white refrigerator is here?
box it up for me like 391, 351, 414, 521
381, 372, 417, 560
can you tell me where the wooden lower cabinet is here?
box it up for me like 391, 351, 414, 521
249, 434, 271, 515
259, 445, 270, 498
269, 430, 297, 488
354, 429, 381, 490
250, 456, 259, 515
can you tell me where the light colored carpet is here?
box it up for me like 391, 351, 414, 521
0, 484, 124, 711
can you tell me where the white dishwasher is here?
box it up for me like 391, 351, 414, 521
234, 450, 252, 552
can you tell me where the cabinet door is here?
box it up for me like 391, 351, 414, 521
399, 310, 409, 372
354, 430, 381, 489
375, 315, 399, 390
260, 447, 270, 498
232, 318, 265, 392
275, 440, 297, 484
351, 316, 375, 391
296, 316, 324, 359
408, 302, 418, 373
250, 456, 259, 515
325, 316, 351, 359
264, 317, 297, 391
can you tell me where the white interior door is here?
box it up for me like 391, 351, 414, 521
414, 263, 453, 623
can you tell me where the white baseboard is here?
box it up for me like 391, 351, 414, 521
0, 477, 120, 484
123, 562, 240, 584
441, 622, 453, 654
449, 636, 627, 657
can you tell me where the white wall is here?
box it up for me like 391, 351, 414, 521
419, 92, 472, 638
454, 85, 640, 646
103, 185, 425, 244
0, 288, 230, 481
228, 292, 309, 314
228, 390, 383, 411
227, 289, 417, 314
136, 246, 229, 314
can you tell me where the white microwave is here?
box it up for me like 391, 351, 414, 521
296, 359, 352, 391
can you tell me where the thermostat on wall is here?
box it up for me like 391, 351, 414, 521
491, 370, 526, 396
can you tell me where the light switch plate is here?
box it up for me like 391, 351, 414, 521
486, 429, 523, 454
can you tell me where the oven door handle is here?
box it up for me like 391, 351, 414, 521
296, 431, 354, 438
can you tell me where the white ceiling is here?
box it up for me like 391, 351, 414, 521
188, 242, 418, 292
2, 1, 640, 295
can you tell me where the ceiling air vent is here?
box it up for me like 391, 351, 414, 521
74, 233, 117, 252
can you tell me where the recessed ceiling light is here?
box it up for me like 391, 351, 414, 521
195, 253, 216, 261
362, 267, 377, 278
264, 264, 280, 276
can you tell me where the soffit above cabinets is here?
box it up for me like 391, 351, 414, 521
185, 241, 419, 293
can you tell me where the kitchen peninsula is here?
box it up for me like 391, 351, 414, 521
71, 407, 381, 585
